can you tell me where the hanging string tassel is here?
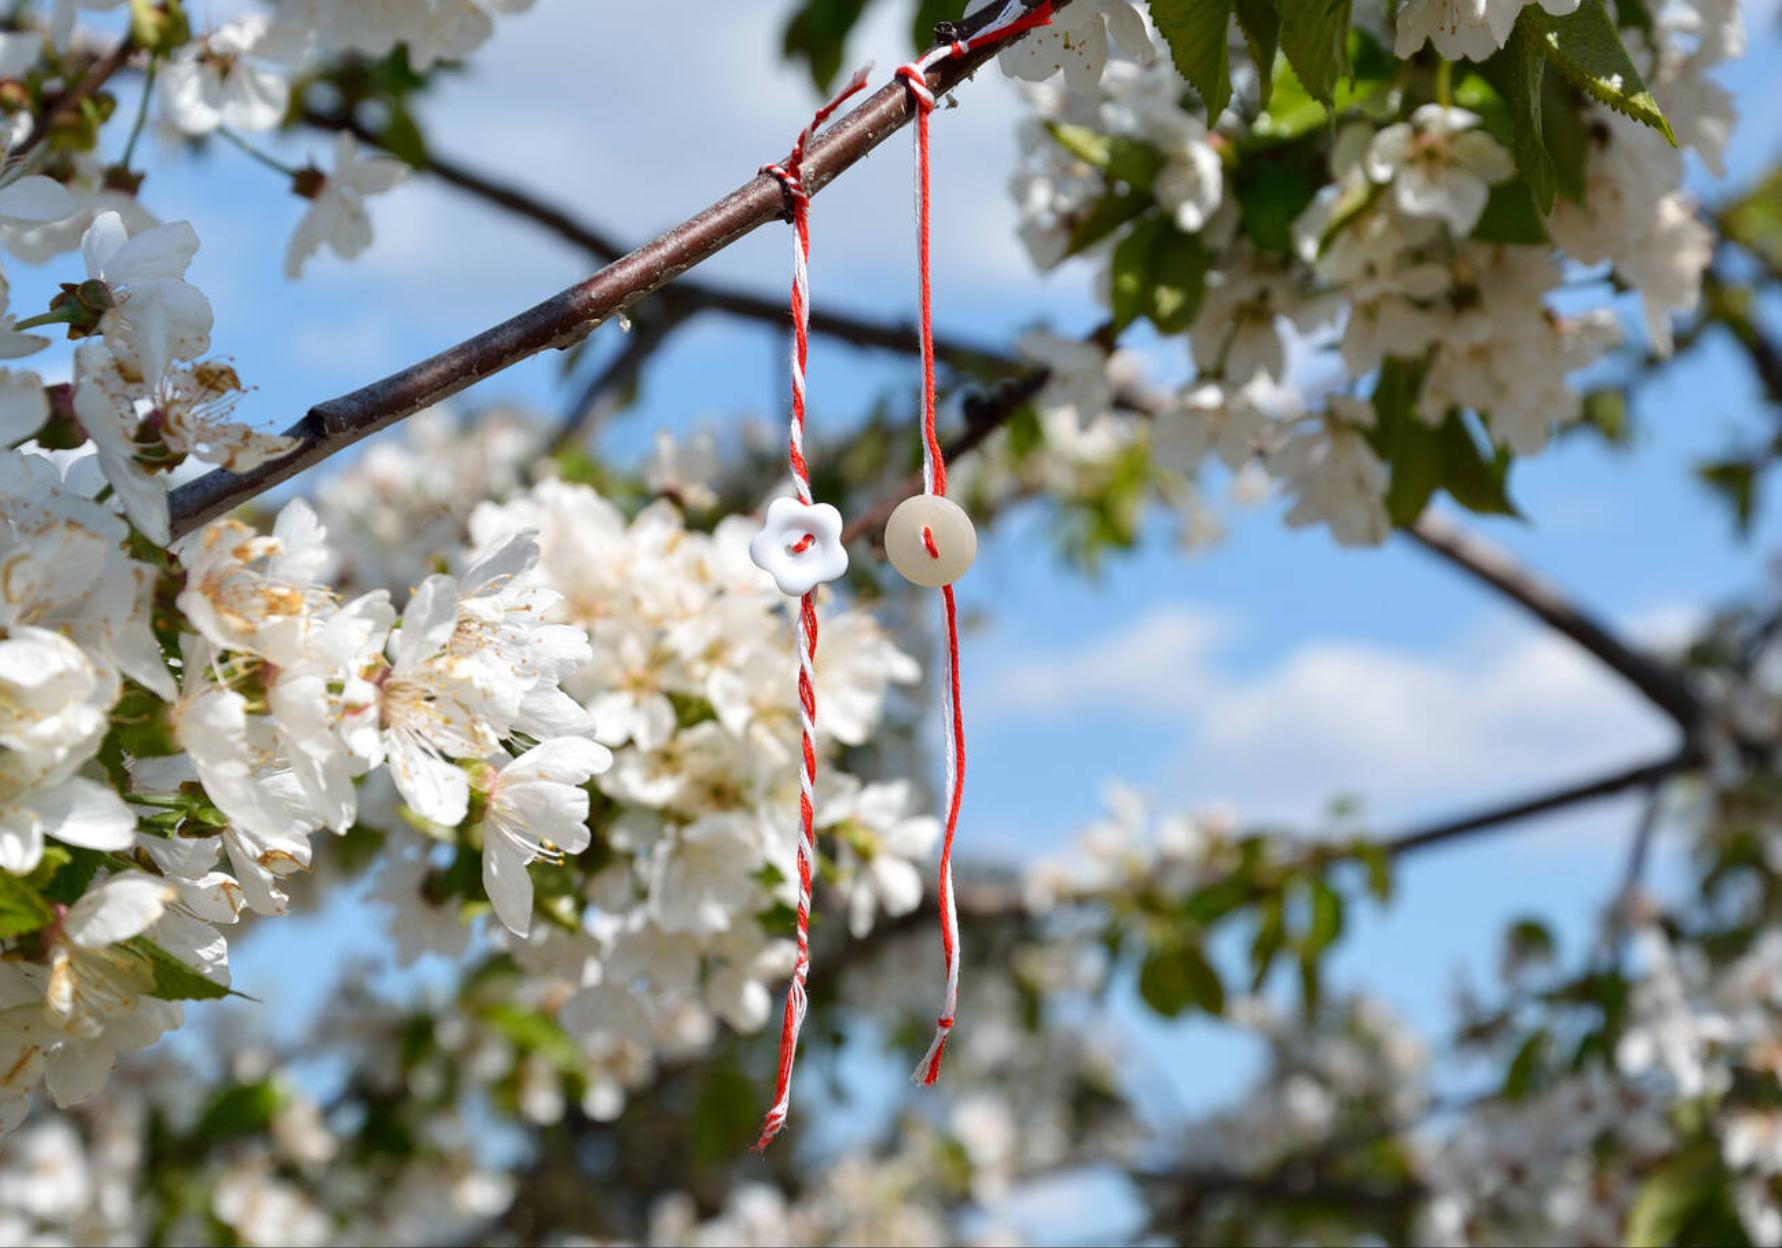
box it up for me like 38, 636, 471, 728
750, 64, 873, 1153
894, 0, 1054, 1089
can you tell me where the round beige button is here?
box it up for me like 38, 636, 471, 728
885, 495, 976, 588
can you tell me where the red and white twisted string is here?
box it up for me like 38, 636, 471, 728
896, 0, 1055, 1089
754, 65, 872, 1153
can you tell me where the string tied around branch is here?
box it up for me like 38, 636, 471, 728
748, 64, 873, 1154
890, 0, 1053, 1091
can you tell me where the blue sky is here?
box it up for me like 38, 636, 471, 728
36, 0, 1782, 1225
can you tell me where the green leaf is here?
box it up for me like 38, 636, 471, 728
1502, 1028, 1549, 1099
1046, 123, 1165, 187
1277, 0, 1351, 104
1234, 0, 1281, 106
1471, 179, 1550, 244
37, 845, 105, 907
1505, 916, 1557, 965
195, 1080, 287, 1146
1251, 895, 1286, 991
690, 1063, 760, 1166
781, 0, 871, 93
1579, 388, 1630, 444
128, 937, 230, 1001
1110, 216, 1166, 333
1150, 0, 1235, 119
1367, 357, 1439, 527
1068, 190, 1155, 256
1481, 22, 1554, 210
481, 1003, 581, 1073
1148, 226, 1212, 332
1139, 939, 1226, 1017
1722, 167, 1782, 275
1437, 413, 1518, 517
1351, 840, 1393, 903
1626, 1144, 1730, 1248
1303, 876, 1344, 954
0, 872, 54, 938
1234, 161, 1319, 253
1699, 459, 1759, 534
1541, 73, 1592, 204
1526, 0, 1674, 143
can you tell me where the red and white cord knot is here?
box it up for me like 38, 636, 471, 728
752, 62, 872, 1155
897, 0, 1055, 115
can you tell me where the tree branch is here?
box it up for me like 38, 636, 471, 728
839, 367, 1051, 545
1405, 512, 1703, 733
165, 0, 1076, 539
1381, 748, 1698, 858
15, 33, 134, 160
294, 98, 1019, 383
551, 304, 691, 453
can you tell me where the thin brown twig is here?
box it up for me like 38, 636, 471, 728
14, 34, 135, 160
166, 0, 1074, 539
1405, 512, 1703, 732
551, 304, 691, 453
839, 368, 1050, 545
302, 101, 1014, 370
1381, 748, 1698, 858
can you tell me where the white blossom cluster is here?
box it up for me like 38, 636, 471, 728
0, 438, 608, 1133
298, 417, 937, 1120
998, 0, 1737, 545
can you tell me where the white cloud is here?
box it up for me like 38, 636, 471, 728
977, 604, 1235, 716
974, 604, 1683, 829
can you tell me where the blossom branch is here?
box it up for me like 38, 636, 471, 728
14, 33, 135, 161
166, 1, 1073, 539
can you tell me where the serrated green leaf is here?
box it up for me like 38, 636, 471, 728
1277, 0, 1351, 103
128, 937, 230, 1001
0, 872, 54, 938
1150, 0, 1236, 119
1541, 73, 1592, 204
1527, 0, 1674, 143
1234, 0, 1281, 105
1481, 20, 1554, 210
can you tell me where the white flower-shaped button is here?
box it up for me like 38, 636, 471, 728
749, 496, 849, 597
